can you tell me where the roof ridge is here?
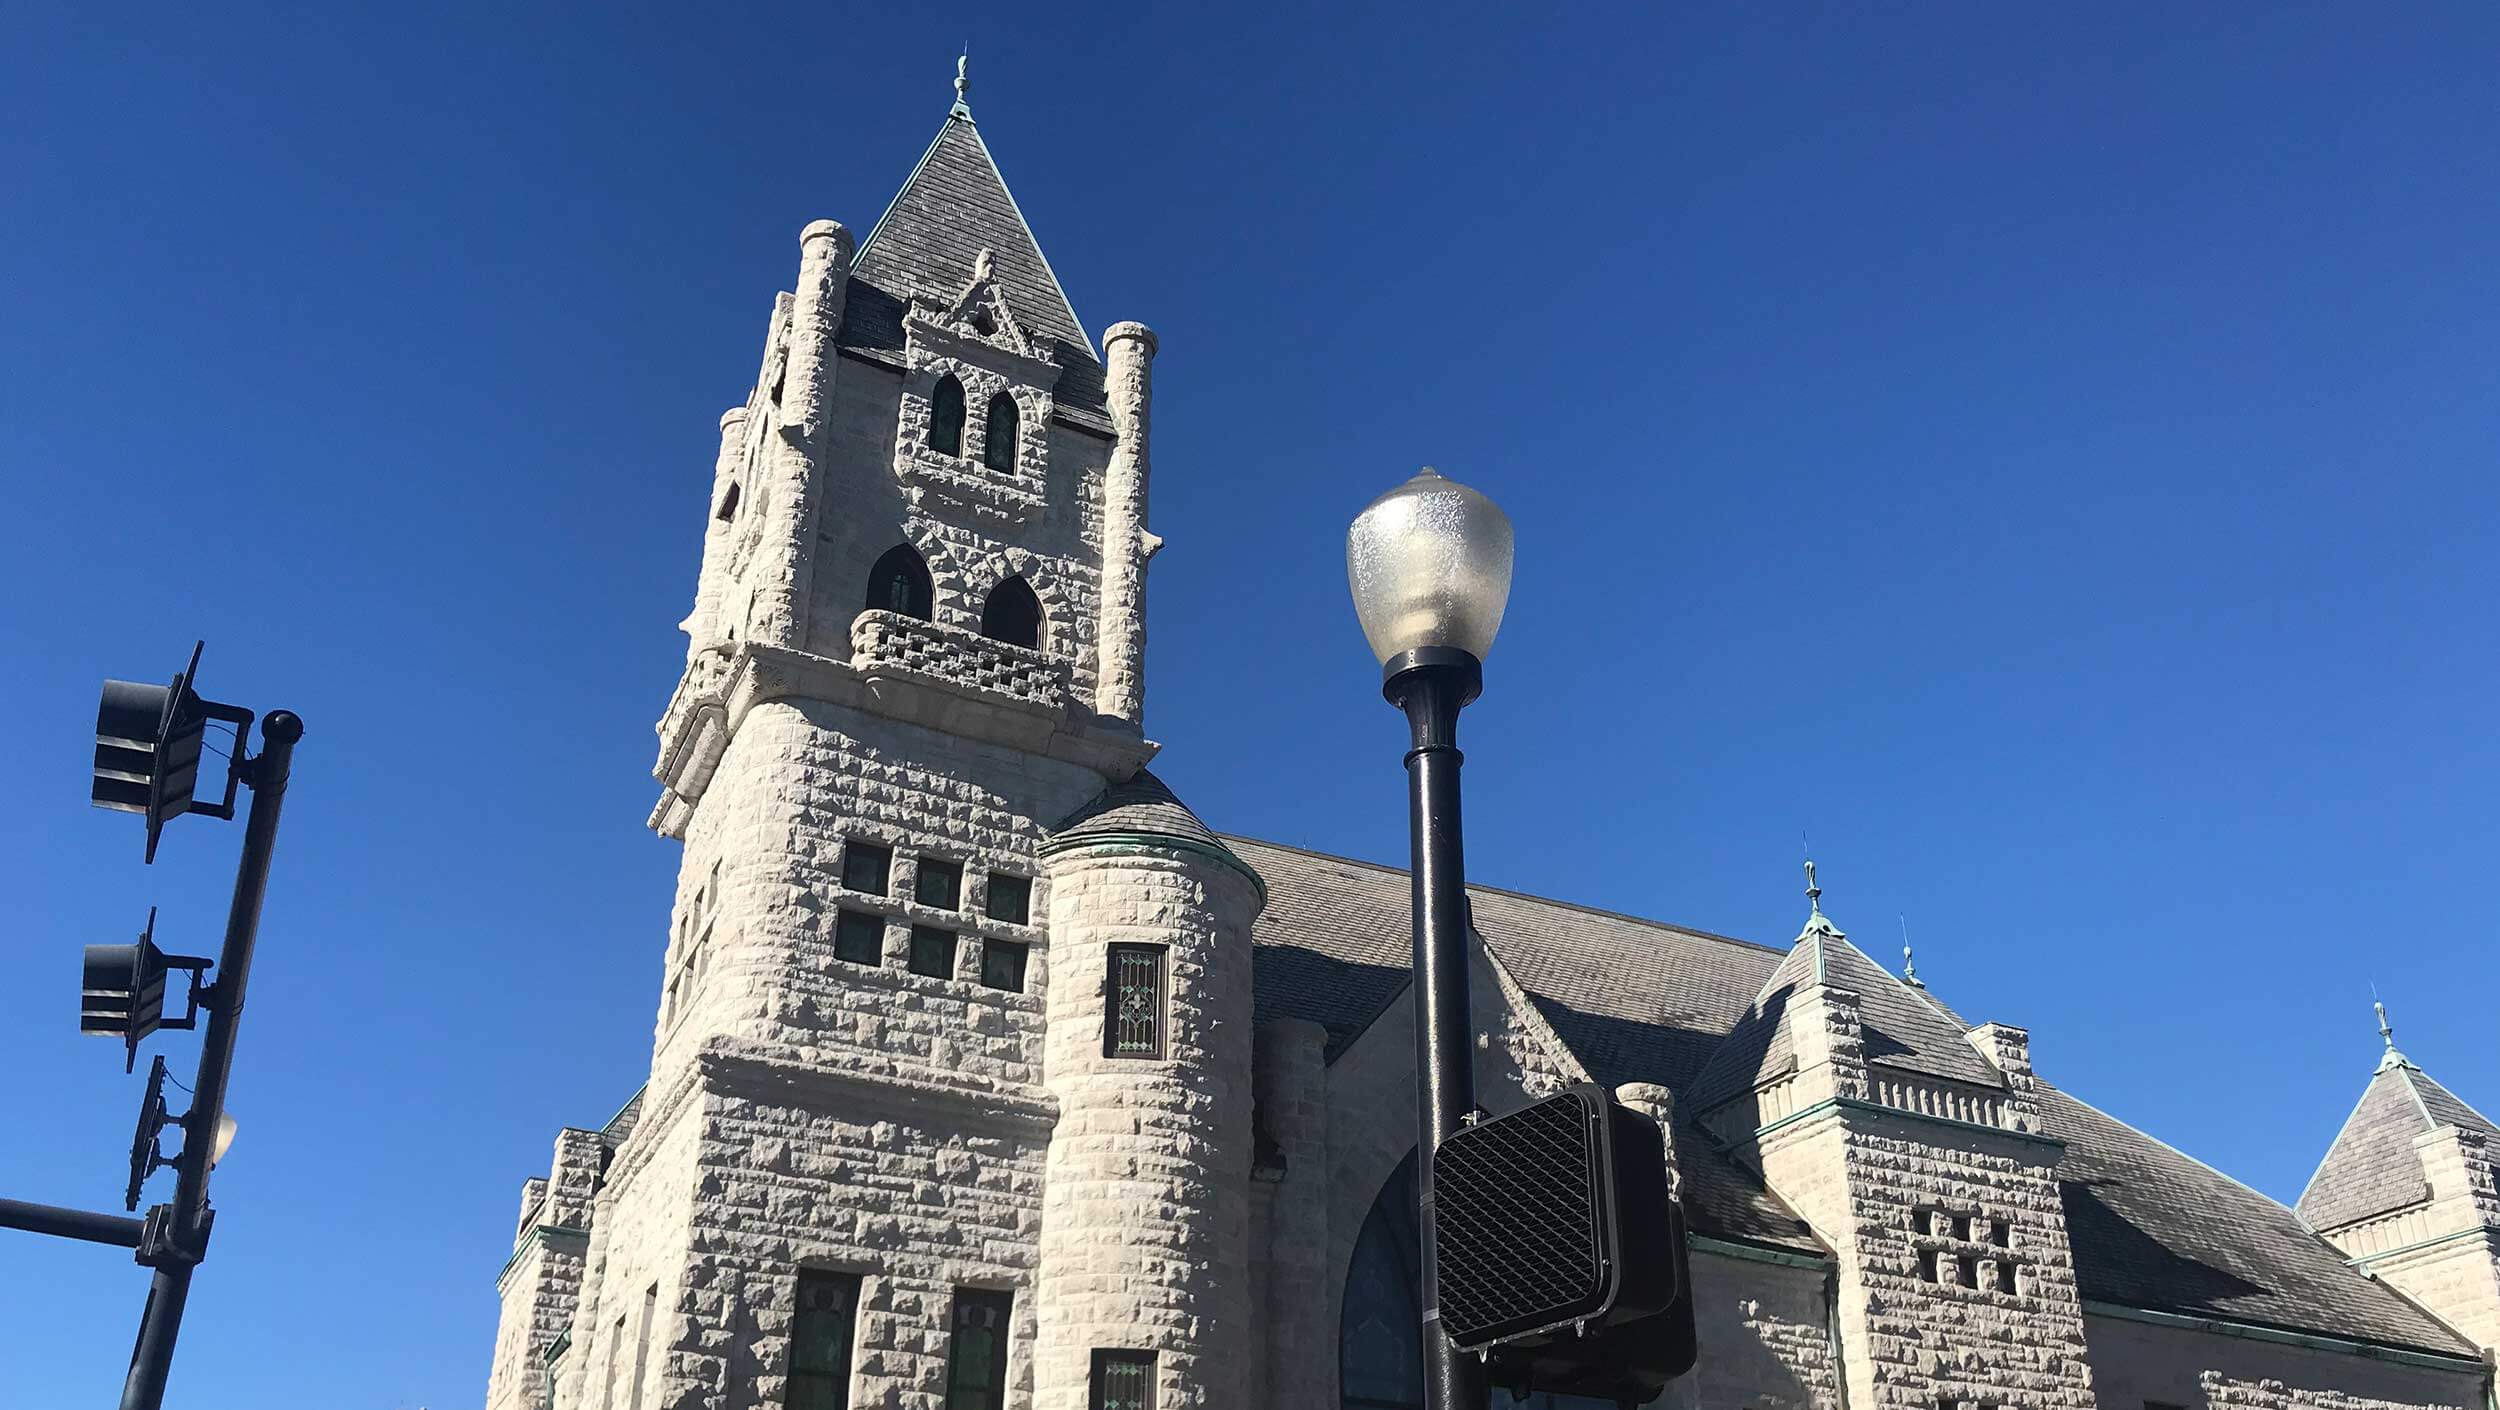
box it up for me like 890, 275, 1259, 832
2405, 1064, 2500, 1135
1220, 833, 1784, 956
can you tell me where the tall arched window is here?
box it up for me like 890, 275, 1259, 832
928, 375, 965, 456
980, 576, 1043, 649
1341, 1151, 1628, 1410
983, 392, 1020, 473
865, 544, 934, 621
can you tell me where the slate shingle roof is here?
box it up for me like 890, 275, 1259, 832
839, 111, 1108, 422
1052, 770, 1231, 852
2048, 1084, 2469, 1354
1226, 834, 2480, 1357
2298, 1057, 2500, 1233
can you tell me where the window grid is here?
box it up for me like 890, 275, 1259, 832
1107, 945, 1165, 1058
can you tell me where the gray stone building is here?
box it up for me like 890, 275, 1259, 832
481, 75, 2500, 1410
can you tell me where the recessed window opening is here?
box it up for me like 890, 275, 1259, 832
1106, 945, 1166, 1058
910, 926, 956, 980
834, 911, 884, 967
1091, 1350, 1155, 1410
1994, 1261, 2019, 1295
715, 481, 741, 523
980, 577, 1043, 649
865, 545, 934, 621
985, 875, 1032, 925
1950, 1214, 1971, 1241
1916, 1249, 1939, 1283
841, 842, 893, 896
918, 858, 964, 910
791, 1270, 861, 1410
982, 393, 1019, 473
1956, 1255, 1981, 1289
981, 938, 1028, 993
1988, 1219, 2010, 1248
945, 1289, 1013, 1410
929, 375, 966, 456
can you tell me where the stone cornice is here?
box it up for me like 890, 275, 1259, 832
649, 641, 1157, 837
699, 1039, 1060, 1136
493, 1223, 589, 1291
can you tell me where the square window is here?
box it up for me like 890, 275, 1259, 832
1091, 1350, 1155, 1410
981, 938, 1028, 993
842, 842, 892, 896
1994, 1260, 2019, 1295
835, 911, 884, 967
946, 1289, 1013, 1410
1951, 1214, 1971, 1241
1916, 1249, 1939, 1283
1989, 1219, 2010, 1248
910, 926, 957, 980
917, 858, 963, 910
985, 874, 1032, 926
1956, 1255, 1980, 1289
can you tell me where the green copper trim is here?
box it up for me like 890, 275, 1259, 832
1751, 1094, 2065, 1150
2346, 1225, 2498, 1268
1691, 1234, 1833, 1270
1036, 833, 1268, 906
494, 1223, 590, 1290
2080, 1300, 2484, 1372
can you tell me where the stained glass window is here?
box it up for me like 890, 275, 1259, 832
929, 375, 965, 456
789, 1270, 858, 1410
1105, 945, 1164, 1058
1090, 1350, 1154, 1410
945, 1289, 1013, 1410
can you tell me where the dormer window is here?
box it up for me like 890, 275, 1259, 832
929, 374, 965, 456
867, 544, 934, 621
980, 577, 1042, 649
983, 393, 1019, 473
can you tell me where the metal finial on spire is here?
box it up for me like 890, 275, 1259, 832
2376, 999, 2394, 1050
952, 51, 972, 116
1901, 915, 1925, 989
1804, 858, 1822, 918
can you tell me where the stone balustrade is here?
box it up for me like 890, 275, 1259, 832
851, 609, 1069, 711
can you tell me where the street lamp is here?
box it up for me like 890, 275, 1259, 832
1347, 466, 1513, 1410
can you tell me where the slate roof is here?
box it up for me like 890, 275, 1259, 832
2298, 1056, 2500, 1233
1683, 916, 2004, 1118
2047, 1084, 2469, 1354
1052, 770, 1230, 852
1227, 834, 2481, 1357
839, 110, 1108, 421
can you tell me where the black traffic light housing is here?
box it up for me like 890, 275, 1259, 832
82, 908, 211, 1073
1433, 1085, 1697, 1406
93, 642, 250, 863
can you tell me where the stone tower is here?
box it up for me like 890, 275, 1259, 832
2300, 1006, 2500, 1354
1686, 869, 2098, 1410
487, 77, 1263, 1410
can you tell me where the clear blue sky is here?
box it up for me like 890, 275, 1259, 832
4, 3, 2495, 1404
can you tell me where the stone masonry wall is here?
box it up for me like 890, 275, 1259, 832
1689, 1252, 1843, 1410
1256, 1018, 1333, 1410
1032, 847, 1261, 1410
559, 1086, 700, 1410
2083, 1312, 2483, 1410
490, 1234, 588, 1410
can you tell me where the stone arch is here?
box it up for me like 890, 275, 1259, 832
864, 543, 933, 620
928, 373, 965, 456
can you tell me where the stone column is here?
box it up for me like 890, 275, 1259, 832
1094, 322, 1157, 725
687, 405, 749, 658
1033, 839, 1261, 1410
752, 219, 853, 650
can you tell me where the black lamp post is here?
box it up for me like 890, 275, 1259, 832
1348, 467, 1515, 1410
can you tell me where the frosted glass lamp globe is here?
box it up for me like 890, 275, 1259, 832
1345, 468, 1515, 667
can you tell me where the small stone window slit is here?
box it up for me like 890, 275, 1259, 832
1956, 1254, 1981, 1289
1995, 1260, 2019, 1295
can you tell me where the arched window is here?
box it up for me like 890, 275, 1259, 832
980, 576, 1043, 649
983, 392, 1020, 473
865, 544, 934, 621
928, 375, 965, 456
1341, 1152, 1626, 1410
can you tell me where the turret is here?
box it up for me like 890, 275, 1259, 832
1032, 771, 1265, 1410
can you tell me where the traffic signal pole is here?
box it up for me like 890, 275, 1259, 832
1385, 647, 1489, 1410
119, 709, 301, 1410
